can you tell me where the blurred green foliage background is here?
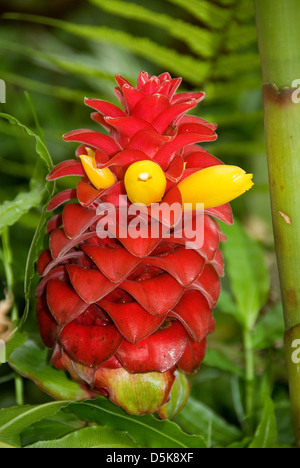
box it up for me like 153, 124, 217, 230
0, 0, 293, 448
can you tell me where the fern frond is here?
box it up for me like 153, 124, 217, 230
204, 78, 262, 101
213, 0, 237, 6
0, 70, 89, 102
203, 111, 263, 127
208, 141, 266, 157
212, 53, 260, 79
0, 41, 116, 83
3, 14, 210, 85
165, 0, 231, 30
234, 0, 255, 21
225, 24, 257, 51
90, 0, 216, 58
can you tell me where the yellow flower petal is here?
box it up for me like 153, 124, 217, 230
79, 155, 115, 190
178, 165, 254, 209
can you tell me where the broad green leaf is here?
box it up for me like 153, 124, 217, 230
20, 414, 86, 447
65, 397, 207, 448
221, 220, 270, 330
252, 304, 284, 350
3, 14, 210, 85
0, 401, 68, 447
249, 397, 277, 448
26, 426, 138, 449
9, 341, 90, 401
0, 190, 42, 231
91, 0, 216, 58
0, 441, 17, 448
176, 397, 242, 447
204, 349, 244, 377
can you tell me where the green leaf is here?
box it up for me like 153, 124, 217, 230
249, 397, 277, 448
0, 190, 42, 231
230, 375, 246, 428
26, 426, 138, 448
20, 414, 86, 447
252, 303, 285, 350
0, 112, 52, 232
3, 14, 210, 85
0, 113, 55, 326
216, 289, 240, 320
0, 113, 52, 174
24, 91, 45, 143
175, 397, 242, 447
221, 220, 270, 330
91, 0, 216, 58
23, 210, 49, 326
8, 341, 90, 401
0, 402, 68, 447
65, 397, 207, 448
0, 441, 18, 448
204, 349, 244, 377
227, 437, 252, 448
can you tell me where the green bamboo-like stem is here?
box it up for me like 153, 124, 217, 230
255, 0, 300, 446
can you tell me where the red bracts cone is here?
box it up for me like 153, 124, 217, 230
36, 72, 235, 416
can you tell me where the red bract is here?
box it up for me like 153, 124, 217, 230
37, 72, 233, 416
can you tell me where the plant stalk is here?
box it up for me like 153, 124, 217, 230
255, 0, 300, 446
14, 375, 24, 406
1, 227, 18, 321
243, 329, 255, 434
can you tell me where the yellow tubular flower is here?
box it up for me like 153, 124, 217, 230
178, 165, 254, 210
124, 160, 167, 206
79, 149, 115, 190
